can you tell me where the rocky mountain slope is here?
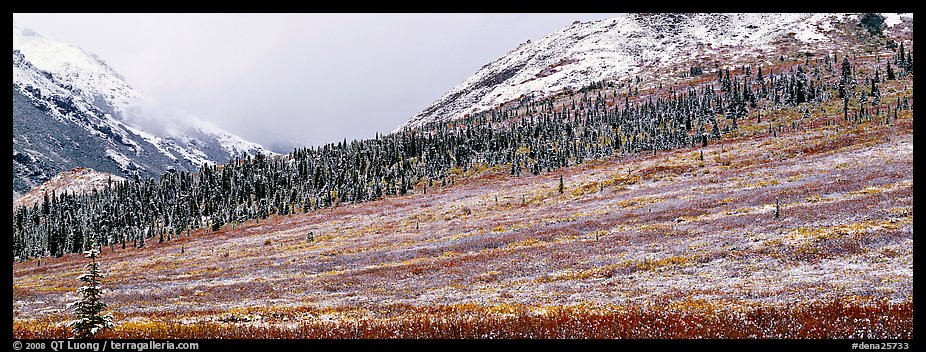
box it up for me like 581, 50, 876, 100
399, 13, 912, 130
13, 23, 272, 195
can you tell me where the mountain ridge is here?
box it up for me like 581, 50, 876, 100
13, 167, 124, 210
12, 23, 273, 195
399, 13, 912, 131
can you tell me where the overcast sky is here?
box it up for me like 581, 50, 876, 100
13, 13, 623, 152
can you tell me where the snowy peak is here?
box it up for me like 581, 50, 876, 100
13, 22, 140, 119
12, 23, 273, 194
400, 13, 911, 131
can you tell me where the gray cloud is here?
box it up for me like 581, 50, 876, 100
13, 13, 623, 152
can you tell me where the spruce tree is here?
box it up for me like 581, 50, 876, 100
67, 249, 114, 339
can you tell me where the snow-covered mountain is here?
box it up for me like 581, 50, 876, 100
399, 13, 913, 130
13, 23, 273, 195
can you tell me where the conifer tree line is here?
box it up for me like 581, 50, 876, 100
12, 45, 912, 260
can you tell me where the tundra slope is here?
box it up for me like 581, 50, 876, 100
13, 100, 913, 337
13, 168, 124, 209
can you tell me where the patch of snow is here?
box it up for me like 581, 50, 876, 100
882, 13, 912, 27
105, 148, 132, 172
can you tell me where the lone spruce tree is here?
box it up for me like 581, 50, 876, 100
67, 249, 114, 339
